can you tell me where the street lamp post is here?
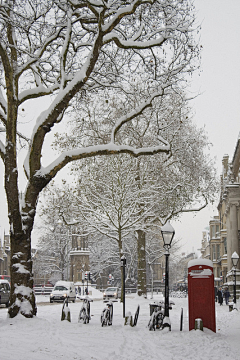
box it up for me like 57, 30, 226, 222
66, 228, 69, 281
58, 219, 69, 281
231, 251, 239, 304
161, 221, 175, 330
121, 255, 126, 318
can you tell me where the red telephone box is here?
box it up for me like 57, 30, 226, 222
188, 259, 216, 332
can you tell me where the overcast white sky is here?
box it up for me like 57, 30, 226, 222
172, 0, 240, 255
1, 0, 240, 255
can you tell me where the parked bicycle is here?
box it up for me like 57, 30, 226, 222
101, 301, 112, 326
101, 300, 117, 326
148, 301, 164, 331
148, 301, 175, 331
78, 296, 93, 324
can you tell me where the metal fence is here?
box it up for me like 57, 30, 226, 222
33, 285, 54, 295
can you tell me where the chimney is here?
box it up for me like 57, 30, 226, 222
222, 154, 229, 179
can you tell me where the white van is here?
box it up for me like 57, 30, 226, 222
50, 281, 76, 303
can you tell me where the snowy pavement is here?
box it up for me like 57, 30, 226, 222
0, 289, 240, 360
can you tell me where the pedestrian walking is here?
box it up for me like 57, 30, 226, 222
224, 287, 230, 305
217, 287, 223, 305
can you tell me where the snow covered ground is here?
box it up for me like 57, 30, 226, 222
1, 288, 240, 360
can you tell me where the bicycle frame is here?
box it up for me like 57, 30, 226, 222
148, 301, 174, 331
78, 296, 93, 324
101, 300, 115, 326
148, 307, 164, 331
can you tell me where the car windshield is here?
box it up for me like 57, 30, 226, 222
106, 288, 117, 292
54, 286, 68, 291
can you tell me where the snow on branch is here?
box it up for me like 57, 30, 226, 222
157, 195, 209, 225
18, 83, 61, 105
103, 33, 167, 49
69, 0, 104, 8
16, 25, 68, 79
111, 89, 168, 142
101, 0, 154, 33
35, 142, 170, 180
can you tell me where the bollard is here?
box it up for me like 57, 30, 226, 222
125, 306, 140, 327
61, 306, 71, 322
124, 311, 133, 326
61, 298, 71, 322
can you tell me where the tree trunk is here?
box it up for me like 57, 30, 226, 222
136, 229, 147, 297
8, 231, 37, 318
150, 264, 154, 299
5, 146, 44, 317
4, 107, 37, 316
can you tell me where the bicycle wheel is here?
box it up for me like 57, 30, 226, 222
83, 309, 88, 324
157, 313, 164, 329
148, 314, 156, 331
101, 310, 107, 327
85, 313, 89, 324
106, 310, 112, 326
100, 310, 105, 326
101, 317, 105, 326
78, 308, 86, 323
78, 309, 82, 323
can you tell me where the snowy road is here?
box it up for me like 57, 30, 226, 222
0, 290, 240, 360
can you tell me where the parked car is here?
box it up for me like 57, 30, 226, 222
0, 279, 10, 307
103, 287, 121, 300
50, 281, 76, 303
0, 275, 10, 282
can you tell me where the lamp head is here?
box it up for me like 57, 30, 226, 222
121, 255, 126, 267
231, 251, 239, 268
161, 222, 175, 250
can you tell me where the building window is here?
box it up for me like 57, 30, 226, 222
211, 224, 220, 239
223, 237, 227, 254
211, 226, 215, 239
212, 244, 216, 260
216, 244, 220, 260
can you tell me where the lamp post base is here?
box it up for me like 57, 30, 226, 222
162, 316, 171, 331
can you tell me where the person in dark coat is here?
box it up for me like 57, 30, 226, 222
217, 287, 223, 305
223, 287, 230, 305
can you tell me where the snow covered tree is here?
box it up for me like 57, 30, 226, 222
33, 185, 73, 282
65, 92, 218, 297
0, 0, 200, 317
88, 233, 120, 286
62, 155, 153, 300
